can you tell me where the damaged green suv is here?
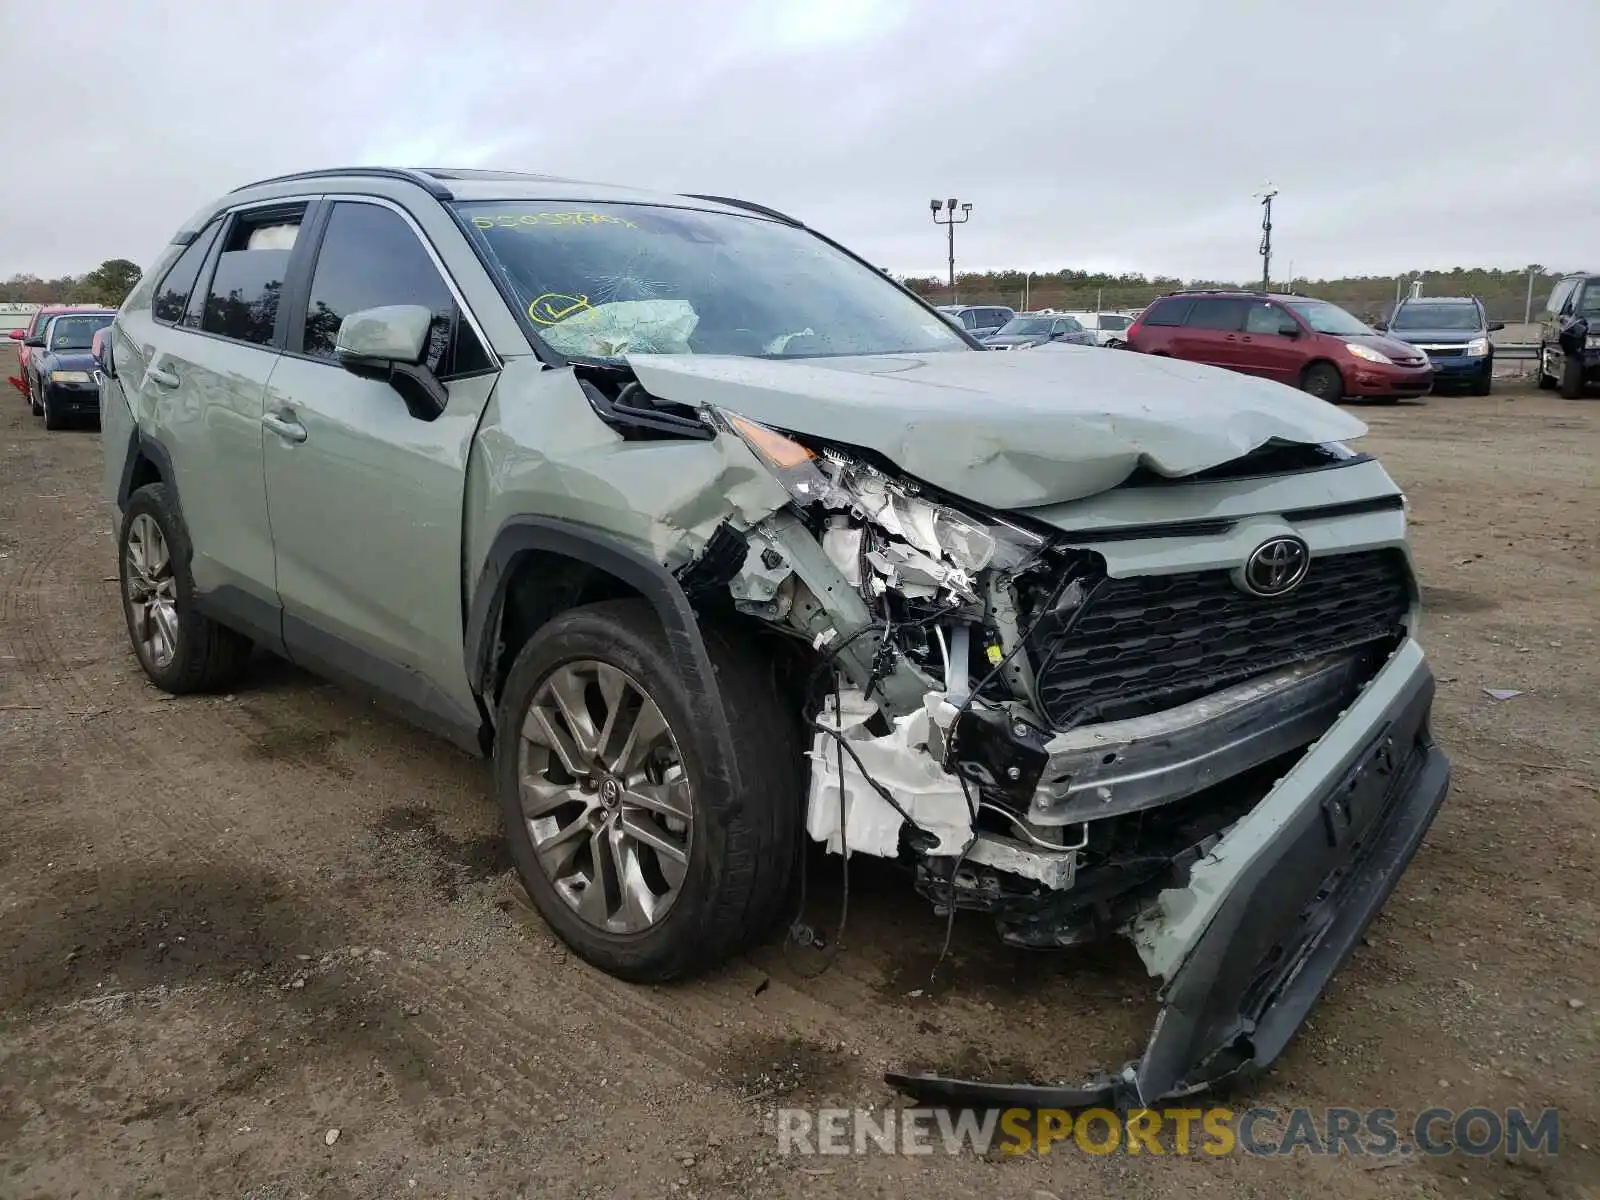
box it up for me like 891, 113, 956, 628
101, 167, 1449, 1108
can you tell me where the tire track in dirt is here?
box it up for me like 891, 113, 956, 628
9, 511, 680, 1119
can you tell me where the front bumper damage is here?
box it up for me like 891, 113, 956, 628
574, 372, 1447, 1112
885, 638, 1449, 1108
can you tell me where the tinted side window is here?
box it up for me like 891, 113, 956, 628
152, 222, 221, 325
1244, 301, 1289, 334
1546, 280, 1574, 314
202, 210, 304, 346
1141, 298, 1191, 326
1186, 298, 1247, 330
301, 202, 491, 378
959, 310, 980, 329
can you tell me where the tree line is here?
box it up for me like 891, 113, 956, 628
0, 259, 144, 308
901, 265, 1565, 324
3, 257, 1570, 326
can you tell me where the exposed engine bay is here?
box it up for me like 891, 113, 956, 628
523, 352, 1447, 1109
677, 406, 1413, 959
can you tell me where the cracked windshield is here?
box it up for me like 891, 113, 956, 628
456, 202, 966, 360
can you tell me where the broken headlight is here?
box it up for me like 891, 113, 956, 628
720, 409, 1045, 583
720, 412, 832, 501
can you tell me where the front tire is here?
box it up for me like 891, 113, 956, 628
495, 599, 801, 983
27, 376, 42, 416
1471, 368, 1492, 396
1300, 362, 1344, 403
1558, 354, 1587, 399
118, 483, 253, 693
41, 386, 64, 430
1537, 347, 1557, 390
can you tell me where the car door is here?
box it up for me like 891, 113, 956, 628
18, 308, 50, 391
1051, 317, 1087, 345
1236, 300, 1306, 384
1540, 279, 1576, 375
260, 197, 500, 741
121, 204, 303, 632
1170, 297, 1246, 370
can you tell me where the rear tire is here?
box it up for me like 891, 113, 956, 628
495, 599, 802, 982
117, 483, 254, 693
1300, 362, 1344, 403
1558, 355, 1587, 399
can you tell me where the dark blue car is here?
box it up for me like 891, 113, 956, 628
1377, 296, 1502, 395
23, 308, 115, 429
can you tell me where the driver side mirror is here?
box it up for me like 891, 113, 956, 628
1276, 322, 1301, 338
1371, 320, 1388, 331
23, 335, 45, 348
1489, 321, 1505, 332
335, 305, 446, 420
7, 329, 22, 341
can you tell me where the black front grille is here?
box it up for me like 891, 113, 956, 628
1033, 550, 1411, 729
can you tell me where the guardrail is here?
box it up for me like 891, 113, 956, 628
1494, 343, 1538, 361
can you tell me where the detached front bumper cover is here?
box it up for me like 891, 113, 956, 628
887, 640, 1450, 1109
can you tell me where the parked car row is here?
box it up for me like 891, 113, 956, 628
933, 304, 1138, 351
1117, 274, 1600, 403
8, 305, 116, 429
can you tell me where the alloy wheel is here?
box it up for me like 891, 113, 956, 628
517, 660, 693, 933
125, 513, 180, 669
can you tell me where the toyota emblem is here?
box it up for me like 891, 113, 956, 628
1239, 536, 1311, 597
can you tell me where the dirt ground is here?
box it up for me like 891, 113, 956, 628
1, 352, 1595, 1199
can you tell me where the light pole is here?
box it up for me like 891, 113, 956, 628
930, 197, 971, 300
1255, 185, 1278, 292
1023, 270, 1033, 310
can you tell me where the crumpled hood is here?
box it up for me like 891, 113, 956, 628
626, 350, 1368, 510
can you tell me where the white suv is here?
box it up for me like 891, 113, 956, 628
1059, 310, 1134, 346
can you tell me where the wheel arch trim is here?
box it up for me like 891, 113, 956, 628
466, 515, 744, 798
116, 429, 179, 512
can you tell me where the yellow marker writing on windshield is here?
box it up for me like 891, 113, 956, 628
472, 212, 639, 230
528, 293, 591, 325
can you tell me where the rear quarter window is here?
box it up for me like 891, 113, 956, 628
1140, 297, 1191, 326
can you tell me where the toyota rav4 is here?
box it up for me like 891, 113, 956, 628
101, 166, 1450, 1108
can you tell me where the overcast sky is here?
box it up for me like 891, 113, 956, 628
2, 0, 1595, 283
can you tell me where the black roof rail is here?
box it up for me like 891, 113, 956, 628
682, 193, 802, 226
229, 166, 452, 200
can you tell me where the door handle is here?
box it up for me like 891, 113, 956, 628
146, 366, 180, 388
262, 411, 308, 444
